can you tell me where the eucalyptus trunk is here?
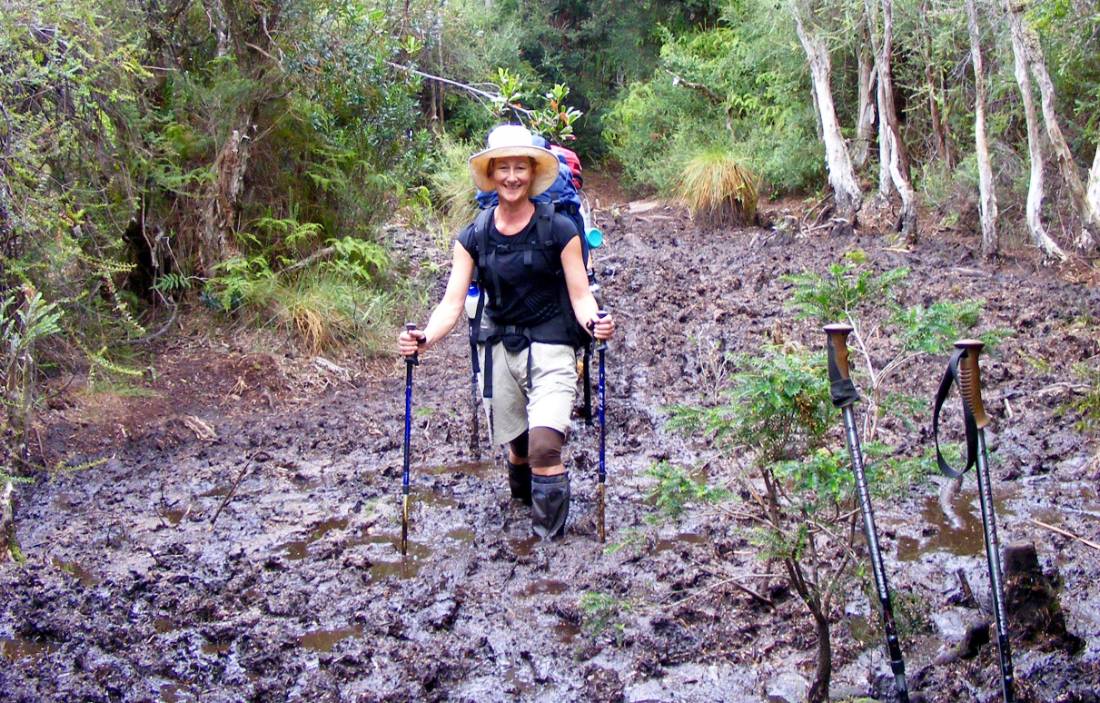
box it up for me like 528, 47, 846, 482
966, 0, 999, 257
852, 34, 876, 171
1007, 0, 1100, 251
791, 2, 862, 224
1005, 1, 1068, 260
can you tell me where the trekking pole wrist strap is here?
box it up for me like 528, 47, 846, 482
932, 348, 979, 478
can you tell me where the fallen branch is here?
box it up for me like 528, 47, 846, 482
210, 450, 270, 527
1028, 518, 1100, 551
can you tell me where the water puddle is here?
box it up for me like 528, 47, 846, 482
1, 636, 57, 660
410, 486, 459, 509
280, 516, 350, 560
201, 641, 231, 656
159, 508, 187, 526
554, 621, 582, 644
199, 484, 232, 498
52, 557, 99, 587
356, 534, 432, 580
446, 527, 476, 543
423, 460, 495, 479
160, 683, 191, 702
508, 536, 540, 557
522, 579, 569, 597
654, 532, 708, 554
897, 489, 1014, 562
300, 625, 363, 652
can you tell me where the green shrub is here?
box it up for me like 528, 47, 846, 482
643, 461, 729, 523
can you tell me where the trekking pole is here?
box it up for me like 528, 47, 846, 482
595, 310, 609, 542
934, 340, 1014, 702
824, 324, 909, 703
401, 323, 419, 557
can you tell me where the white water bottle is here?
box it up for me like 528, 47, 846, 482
465, 282, 481, 319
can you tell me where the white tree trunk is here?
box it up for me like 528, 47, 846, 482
966, 0, 998, 257
1009, 0, 1100, 251
1089, 147, 1100, 217
1005, 2, 1067, 259
792, 3, 862, 222
1, 479, 13, 562
880, 0, 916, 239
852, 37, 876, 170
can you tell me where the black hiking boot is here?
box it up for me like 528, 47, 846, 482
531, 472, 570, 540
507, 460, 532, 506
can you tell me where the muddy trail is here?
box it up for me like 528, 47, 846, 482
2, 194, 1100, 702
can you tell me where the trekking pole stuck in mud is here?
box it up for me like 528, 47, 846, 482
824, 324, 910, 703
933, 340, 1015, 702
595, 310, 609, 542
401, 322, 419, 557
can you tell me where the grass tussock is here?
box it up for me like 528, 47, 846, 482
429, 134, 479, 233
675, 148, 760, 229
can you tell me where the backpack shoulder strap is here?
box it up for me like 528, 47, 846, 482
473, 207, 495, 282
535, 201, 555, 248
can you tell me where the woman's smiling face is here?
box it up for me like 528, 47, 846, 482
491, 156, 534, 205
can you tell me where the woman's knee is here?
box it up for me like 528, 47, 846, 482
509, 431, 529, 462
528, 426, 565, 468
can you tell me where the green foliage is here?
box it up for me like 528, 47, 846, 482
643, 461, 728, 523
427, 134, 479, 231
669, 345, 832, 462
782, 255, 909, 324
604, 0, 821, 194
889, 299, 1011, 354
579, 591, 631, 643
675, 147, 760, 228
1063, 362, 1100, 434
774, 448, 854, 511
1, 288, 63, 460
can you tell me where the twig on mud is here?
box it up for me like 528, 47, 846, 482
1027, 518, 1100, 551
1064, 507, 1100, 520
664, 575, 774, 609
209, 450, 270, 527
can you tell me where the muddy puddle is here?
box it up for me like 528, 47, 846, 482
3, 202, 1099, 701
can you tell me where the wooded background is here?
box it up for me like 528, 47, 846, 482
1, 0, 1098, 470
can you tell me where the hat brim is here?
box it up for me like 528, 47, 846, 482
468, 145, 560, 197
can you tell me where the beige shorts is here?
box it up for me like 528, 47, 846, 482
478, 342, 578, 445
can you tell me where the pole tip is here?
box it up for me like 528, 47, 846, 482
405, 322, 417, 332
823, 323, 854, 335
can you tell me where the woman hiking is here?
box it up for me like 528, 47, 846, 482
397, 124, 615, 540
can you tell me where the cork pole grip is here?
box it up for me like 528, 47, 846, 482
955, 339, 990, 428
824, 323, 854, 382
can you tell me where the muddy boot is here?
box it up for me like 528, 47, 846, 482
531, 472, 570, 540
507, 460, 532, 506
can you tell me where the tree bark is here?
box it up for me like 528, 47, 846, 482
1, 479, 13, 562
920, 0, 951, 168
852, 25, 876, 171
865, 0, 916, 236
195, 122, 251, 274
1089, 147, 1100, 217
791, 1, 862, 223
808, 609, 833, 703
1008, 0, 1100, 251
966, 0, 999, 257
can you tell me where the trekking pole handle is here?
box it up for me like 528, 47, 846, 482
405, 322, 420, 366
591, 309, 609, 351
954, 339, 989, 428
824, 323, 860, 409
824, 323, 853, 381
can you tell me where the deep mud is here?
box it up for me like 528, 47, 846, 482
2, 192, 1099, 702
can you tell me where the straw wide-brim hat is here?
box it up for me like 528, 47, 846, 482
468, 124, 560, 197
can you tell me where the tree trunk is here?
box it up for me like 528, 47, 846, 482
195, 123, 251, 274
1005, 2, 1067, 260
920, 0, 951, 168
966, 0, 999, 257
1, 479, 14, 562
866, 0, 917, 235
808, 609, 833, 703
1008, 0, 1100, 251
852, 29, 876, 171
791, 2, 862, 223
202, 0, 231, 59
1089, 146, 1100, 217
